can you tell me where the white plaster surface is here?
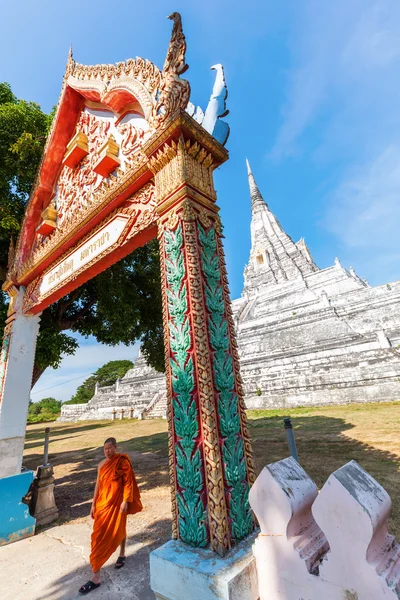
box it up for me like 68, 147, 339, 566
0, 289, 40, 478
250, 457, 400, 600
150, 536, 259, 600
0, 436, 25, 478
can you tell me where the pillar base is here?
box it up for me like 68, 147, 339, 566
150, 534, 259, 600
0, 471, 36, 546
32, 465, 59, 526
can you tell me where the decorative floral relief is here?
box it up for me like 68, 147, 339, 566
164, 223, 208, 547
117, 121, 145, 158
198, 223, 253, 542
56, 112, 111, 227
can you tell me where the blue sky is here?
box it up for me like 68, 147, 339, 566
2, 1, 400, 400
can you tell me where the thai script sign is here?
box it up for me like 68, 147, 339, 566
40, 216, 128, 296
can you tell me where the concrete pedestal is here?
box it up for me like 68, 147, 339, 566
150, 534, 259, 600
32, 465, 59, 526
0, 471, 36, 546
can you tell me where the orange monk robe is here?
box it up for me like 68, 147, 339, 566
90, 453, 142, 572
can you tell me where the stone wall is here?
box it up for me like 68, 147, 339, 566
235, 265, 400, 409
59, 355, 166, 421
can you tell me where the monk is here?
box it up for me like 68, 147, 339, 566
79, 437, 142, 595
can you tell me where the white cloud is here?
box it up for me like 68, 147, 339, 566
271, 1, 400, 161
326, 146, 400, 248
270, 0, 400, 284
325, 146, 400, 281
31, 336, 139, 402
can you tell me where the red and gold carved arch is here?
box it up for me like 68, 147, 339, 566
4, 14, 194, 315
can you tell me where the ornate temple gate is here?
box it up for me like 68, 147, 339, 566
0, 13, 256, 569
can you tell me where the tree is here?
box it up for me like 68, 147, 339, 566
0, 82, 164, 386
27, 397, 62, 423
64, 359, 134, 404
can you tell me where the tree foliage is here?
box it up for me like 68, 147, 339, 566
0, 82, 164, 386
27, 397, 62, 423
64, 359, 134, 404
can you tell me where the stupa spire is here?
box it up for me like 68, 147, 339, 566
243, 161, 319, 295
246, 159, 267, 209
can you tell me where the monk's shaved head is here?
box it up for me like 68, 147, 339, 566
104, 437, 117, 447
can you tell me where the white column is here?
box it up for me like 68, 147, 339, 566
0, 288, 40, 478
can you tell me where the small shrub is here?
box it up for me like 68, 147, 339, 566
27, 412, 60, 424
27, 397, 61, 423
256, 388, 262, 397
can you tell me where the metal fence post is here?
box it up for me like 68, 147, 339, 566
43, 427, 50, 466
283, 417, 299, 462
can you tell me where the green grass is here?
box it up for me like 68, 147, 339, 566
23, 402, 400, 537
247, 401, 400, 538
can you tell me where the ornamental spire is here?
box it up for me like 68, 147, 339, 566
246, 159, 267, 210
243, 160, 319, 295
163, 12, 188, 75
151, 12, 190, 129
65, 44, 75, 78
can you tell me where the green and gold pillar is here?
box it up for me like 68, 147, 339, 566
145, 112, 256, 557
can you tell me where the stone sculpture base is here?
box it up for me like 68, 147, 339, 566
150, 534, 259, 600
32, 465, 59, 526
0, 471, 36, 546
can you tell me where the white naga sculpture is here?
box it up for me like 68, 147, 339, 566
187, 63, 230, 146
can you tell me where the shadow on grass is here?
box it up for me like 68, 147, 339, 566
248, 413, 400, 537
23, 431, 169, 523
23, 411, 400, 537
25, 422, 109, 444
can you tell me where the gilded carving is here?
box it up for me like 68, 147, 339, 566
198, 223, 254, 541
163, 223, 208, 547
158, 232, 179, 540
117, 121, 145, 159
22, 277, 42, 315
72, 57, 161, 98
156, 177, 255, 554
215, 234, 257, 487
198, 207, 213, 230
57, 112, 111, 227
149, 136, 216, 204
158, 200, 218, 236
181, 200, 196, 223
16, 147, 149, 282
150, 13, 190, 130
13, 14, 196, 280
160, 211, 179, 233
23, 184, 156, 312
7, 13, 255, 559
182, 219, 231, 556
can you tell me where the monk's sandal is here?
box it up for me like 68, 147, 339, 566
115, 556, 126, 569
79, 580, 101, 594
